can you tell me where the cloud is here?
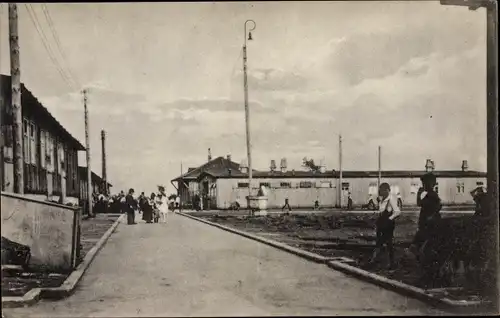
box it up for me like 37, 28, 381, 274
322, 15, 483, 86
244, 68, 309, 92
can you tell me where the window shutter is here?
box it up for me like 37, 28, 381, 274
40, 130, 46, 169
30, 124, 37, 165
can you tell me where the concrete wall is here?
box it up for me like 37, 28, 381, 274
1, 192, 80, 271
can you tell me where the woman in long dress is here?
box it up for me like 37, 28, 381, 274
156, 193, 169, 223
142, 193, 155, 223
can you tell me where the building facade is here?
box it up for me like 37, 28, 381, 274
1, 75, 85, 204
78, 166, 112, 200
172, 155, 486, 210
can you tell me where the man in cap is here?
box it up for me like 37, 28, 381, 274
411, 173, 442, 255
125, 188, 138, 225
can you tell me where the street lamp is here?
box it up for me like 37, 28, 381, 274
243, 20, 256, 211
440, 0, 498, 308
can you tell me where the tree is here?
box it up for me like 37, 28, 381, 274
302, 157, 320, 172
168, 194, 177, 201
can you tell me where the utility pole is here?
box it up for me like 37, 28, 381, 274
338, 134, 343, 209
243, 20, 256, 211
9, 3, 23, 194
439, 0, 498, 309
485, 1, 499, 307
83, 89, 93, 217
101, 130, 107, 196
180, 162, 183, 214
378, 146, 382, 188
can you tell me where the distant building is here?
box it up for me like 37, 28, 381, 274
172, 155, 486, 210
78, 166, 113, 200
1, 74, 85, 204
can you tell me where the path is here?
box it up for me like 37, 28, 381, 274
3, 213, 446, 317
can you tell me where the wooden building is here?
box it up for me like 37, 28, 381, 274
78, 166, 112, 199
1, 74, 84, 204
172, 155, 486, 210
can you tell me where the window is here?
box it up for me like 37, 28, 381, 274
456, 181, 465, 193
342, 182, 350, 191
320, 181, 331, 188
259, 182, 270, 188
23, 119, 29, 164
237, 182, 249, 188
477, 181, 484, 186
300, 181, 313, 188
45, 133, 54, 172
58, 143, 65, 173
29, 123, 37, 165
40, 130, 46, 169
410, 182, 420, 194
280, 182, 291, 188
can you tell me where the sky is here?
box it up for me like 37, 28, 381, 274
0, 2, 487, 195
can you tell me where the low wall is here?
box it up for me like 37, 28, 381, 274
1, 191, 80, 272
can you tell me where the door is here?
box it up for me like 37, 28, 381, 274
202, 181, 209, 210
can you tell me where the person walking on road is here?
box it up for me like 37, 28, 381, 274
125, 188, 138, 225
367, 182, 401, 269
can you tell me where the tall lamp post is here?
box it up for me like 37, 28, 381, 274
440, 0, 498, 308
243, 20, 256, 211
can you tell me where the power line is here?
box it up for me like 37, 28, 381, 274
40, 4, 80, 88
24, 4, 76, 90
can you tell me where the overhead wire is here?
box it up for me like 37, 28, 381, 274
24, 4, 76, 90
40, 3, 81, 88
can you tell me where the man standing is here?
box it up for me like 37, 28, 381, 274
282, 198, 292, 213
126, 188, 137, 225
411, 173, 442, 255
368, 183, 401, 269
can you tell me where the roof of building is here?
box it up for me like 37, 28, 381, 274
212, 170, 486, 179
1, 74, 85, 151
78, 166, 113, 187
171, 156, 258, 182
172, 158, 487, 181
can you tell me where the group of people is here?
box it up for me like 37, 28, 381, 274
102, 186, 174, 225
366, 172, 489, 269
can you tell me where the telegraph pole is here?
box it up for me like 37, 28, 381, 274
439, 0, 498, 308
378, 146, 382, 188
9, 3, 23, 194
338, 134, 343, 209
180, 162, 183, 214
485, 1, 499, 307
83, 89, 93, 217
101, 130, 107, 196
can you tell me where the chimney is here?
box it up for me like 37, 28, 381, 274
208, 148, 212, 161
227, 154, 231, 162
270, 160, 277, 172
101, 130, 107, 195
319, 159, 326, 173
461, 160, 469, 172
240, 159, 248, 174
280, 158, 288, 173
425, 159, 435, 172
